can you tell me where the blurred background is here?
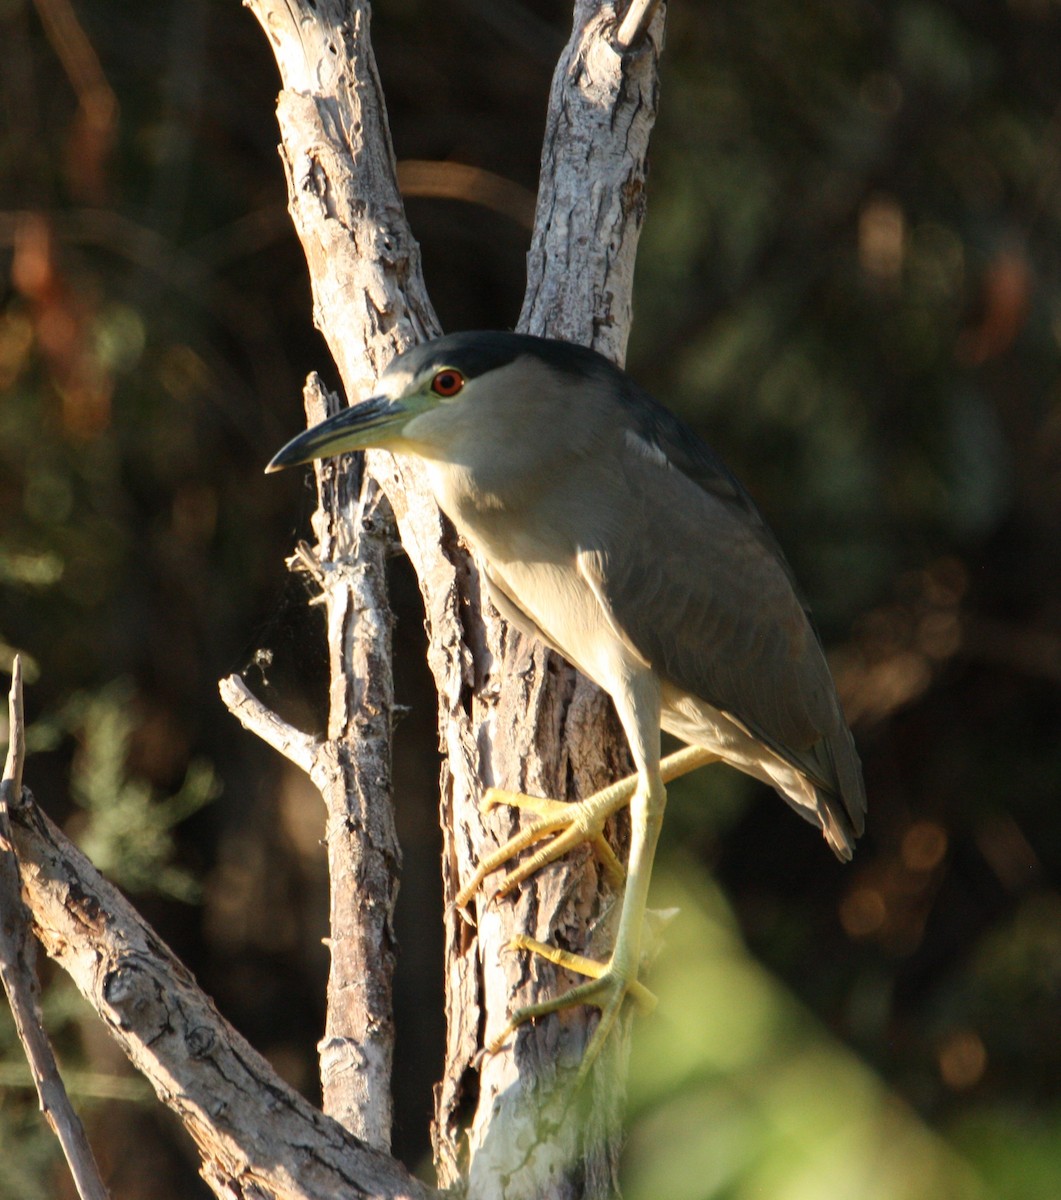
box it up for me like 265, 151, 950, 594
1, 0, 1059, 1196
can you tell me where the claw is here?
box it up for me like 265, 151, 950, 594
488, 936, 656, 1084
457, 747, 721, 911
456, 775, 640, 910
461, 746, 723, 1077
504, 936, 657, 1015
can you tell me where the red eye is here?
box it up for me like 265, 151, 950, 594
431, 369, 465, 397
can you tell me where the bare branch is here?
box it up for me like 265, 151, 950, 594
222, 487, 403, 1156
243, 0, 440, 393
429, 5, 667, 1195
218, 674, 319, 775
241, 0, 441, 1152
234, 0, 438, 1143
519, 0, 665, 363
615, 0, 665, 51
3, 656, 25, 796
309, 384, 402, 1149
5, 783, 434, 1200
1, 660, 111, 1200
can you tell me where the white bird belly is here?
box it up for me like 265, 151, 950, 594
490, 556, 647, 690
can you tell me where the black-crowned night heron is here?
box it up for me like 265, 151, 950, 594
268, 331, 866, 1075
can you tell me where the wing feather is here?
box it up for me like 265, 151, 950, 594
581, 395, 865, 839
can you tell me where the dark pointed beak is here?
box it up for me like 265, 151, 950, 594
266, 395, 408, 472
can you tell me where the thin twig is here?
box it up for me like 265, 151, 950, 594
615, 0, 663, 50
217, 674, 319, 774
0, 657, 111, 1200
395, 160, 536, 228
4, 657, 25, 798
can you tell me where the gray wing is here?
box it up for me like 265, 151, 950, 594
583, 401, 865, 841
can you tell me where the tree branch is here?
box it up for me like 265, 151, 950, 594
239, 0, 441, 1147
243, 2, 666, 1196
615, 0, 664, 50
432, 4, 667, 1195
0, 659, 111, 1200
4, 656, 24, 798
4, 766, 433, 1200
520, 0, 665, 363
218, 674, 319, 775
222, 365, 406, 1149
304, 373, 402, 1151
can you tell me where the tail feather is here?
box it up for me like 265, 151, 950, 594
812, 724, 867, 860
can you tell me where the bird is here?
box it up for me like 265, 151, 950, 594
267, 330, 866, 1076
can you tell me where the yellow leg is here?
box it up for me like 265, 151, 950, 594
490, 770, 670, 1083
482, 791, 626, 891
455, 744, 719, 911
493, 935, 659, 1022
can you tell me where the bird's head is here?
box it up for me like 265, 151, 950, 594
266, 331, 607, 473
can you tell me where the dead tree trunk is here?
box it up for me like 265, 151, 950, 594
233, 1, 665, 1194
1, 1, 665, 1197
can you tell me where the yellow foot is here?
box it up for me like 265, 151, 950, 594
489, 935, 658, 1084
455, 746, 721, 911
455, 784, 629, 911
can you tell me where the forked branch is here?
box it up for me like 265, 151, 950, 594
0, 659, 110, 1200
2, 732, 432, 1200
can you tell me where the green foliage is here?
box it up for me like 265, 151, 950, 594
65, 680, 219, 901
951, 1108, 1061, 1200
0, 673, 207, 1197
16, 677, 219, 899
624, 867, 995, 1200
0, 977, 151, 1200
0, 1102, 60, 1200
